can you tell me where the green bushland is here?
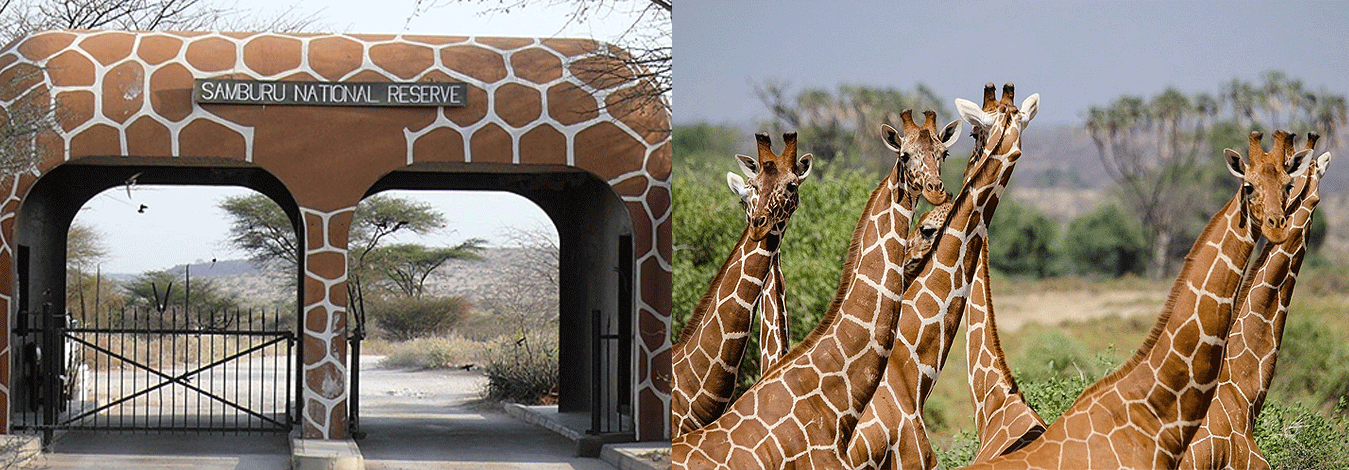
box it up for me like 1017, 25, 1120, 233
380, 335, 485, 369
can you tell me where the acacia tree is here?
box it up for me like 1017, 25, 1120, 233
364, 240, 486, 298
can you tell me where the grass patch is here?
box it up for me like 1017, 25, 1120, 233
380, 335, 485, 369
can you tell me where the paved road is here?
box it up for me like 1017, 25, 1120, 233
34, 355, 614, 469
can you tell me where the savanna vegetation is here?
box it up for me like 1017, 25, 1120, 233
674, 73, 1349, 468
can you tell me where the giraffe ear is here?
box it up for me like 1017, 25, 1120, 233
954, 98, 991, 129
1314, 152, 1333, 179
1286, 148, 1313, 177
940, 120, 962, 148
794, 153, 813, 180
726, 172, 750, 199
735, 154, 759, 176
1224, 148, 1246, 178
881, 124, 902, 152
1019, 93, 1040, 128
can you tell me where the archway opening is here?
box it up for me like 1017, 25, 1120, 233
350, 166, 637, 452
12, 161, 304, 440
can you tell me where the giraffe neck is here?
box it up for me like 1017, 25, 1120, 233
671, 223, 785, 436
672, 164, 920, 468
970, 192, 1258, 469
845, 140, 1024, 469
966, 243, 1045, 463
757, 252, 790, 375
1176, 179, 1321, 470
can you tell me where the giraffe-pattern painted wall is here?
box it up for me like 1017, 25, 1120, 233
0, 30, 671, 440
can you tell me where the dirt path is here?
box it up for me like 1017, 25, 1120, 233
356, 355, 615, 470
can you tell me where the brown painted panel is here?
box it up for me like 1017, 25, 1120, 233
546, 82, 599, 125
69, 124, 121, 157
477, 37, 533, 49
307, 251, 346, 281
184, 37, 238, 73
137, 35, 183, 65
149, 63, 194, 121
469, 123, 513, 164
308, 36, 363, 81
440, 45, 506, 83
56, 90, 95, 132
401, 35, 468, 45
412, 127, 465, 163
574, 122, 642, 181
370, 42, 435, 80
540, 38, 598, 58
79, 31, 135, 66
304, 303, 329, 333
444, 85, 489, 126
243, 35, 303, 77
570, 56, 627, 90
639, 307, 665, 354
46, 50, 95, 87
510, 48, 563, 84
0, 63, 42, 101
16, 31, 75, 61
179, 119, 247, 160
495, 83, 542, 128
640, 256, 672, 316
101, 61, 146, 124
647, 141, 671, 180
519, 125, 567, 166
326, 211, 354, 252
125, 117, 172, 156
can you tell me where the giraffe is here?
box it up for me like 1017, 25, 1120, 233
845, 83, 1039, 469
673, 109, 961, 468
757, 252, 791, 375
964, 245, 1047, 462
670, 132, 814, 437
961, 129, 1314, 470
1177, 136, 1332, 470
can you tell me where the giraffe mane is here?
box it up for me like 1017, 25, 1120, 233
1074, 193, 1244, 401
673, 227, 756, 346
766, 171, 893, 368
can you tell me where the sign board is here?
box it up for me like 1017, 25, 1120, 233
193, 79, 467, 107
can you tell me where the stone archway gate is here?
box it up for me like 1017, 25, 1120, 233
0, 31, 671, 441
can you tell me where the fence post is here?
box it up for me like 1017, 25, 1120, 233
40, 303, 60, 446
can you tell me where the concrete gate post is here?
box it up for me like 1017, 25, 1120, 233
297, 205, 356, 439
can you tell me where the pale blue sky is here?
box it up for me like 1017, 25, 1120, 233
676, 1, 1349, 127
74, 0, 658, 273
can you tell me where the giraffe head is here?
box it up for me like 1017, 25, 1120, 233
880, 109, 961, 205
727, 132, 814, 241
1222, 130, 1313, 244
904, 201, 953, 279
954, 82, 1040, 178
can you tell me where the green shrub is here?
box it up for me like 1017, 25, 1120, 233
989, 200, 1059, 278
1061, 203, 1149, 277
481, 332, 558, 404
1255, 399, 1349, 470
934, 428, 979, 470
367, 295, 472, 341
1269, 317, 1349, 411
380, 335, 485, 369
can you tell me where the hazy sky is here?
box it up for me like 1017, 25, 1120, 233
74, 0, 655, 273
676, 1, 1349, 127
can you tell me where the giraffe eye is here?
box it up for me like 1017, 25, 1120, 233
1242, 183, 1254, 195
920, 226, 938, 239
899, 152, 911, 162
786, 182, 798, 192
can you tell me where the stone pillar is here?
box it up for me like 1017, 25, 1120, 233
298, 206, 355, 439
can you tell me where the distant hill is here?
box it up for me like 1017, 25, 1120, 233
104, 248, 548, 306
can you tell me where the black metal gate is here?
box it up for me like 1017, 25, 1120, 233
15, 304, 296, 438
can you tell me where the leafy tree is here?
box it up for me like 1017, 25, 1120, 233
365, 241, 486, 298
1061, 203, 1149, 277
988, 200, 1058, 278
